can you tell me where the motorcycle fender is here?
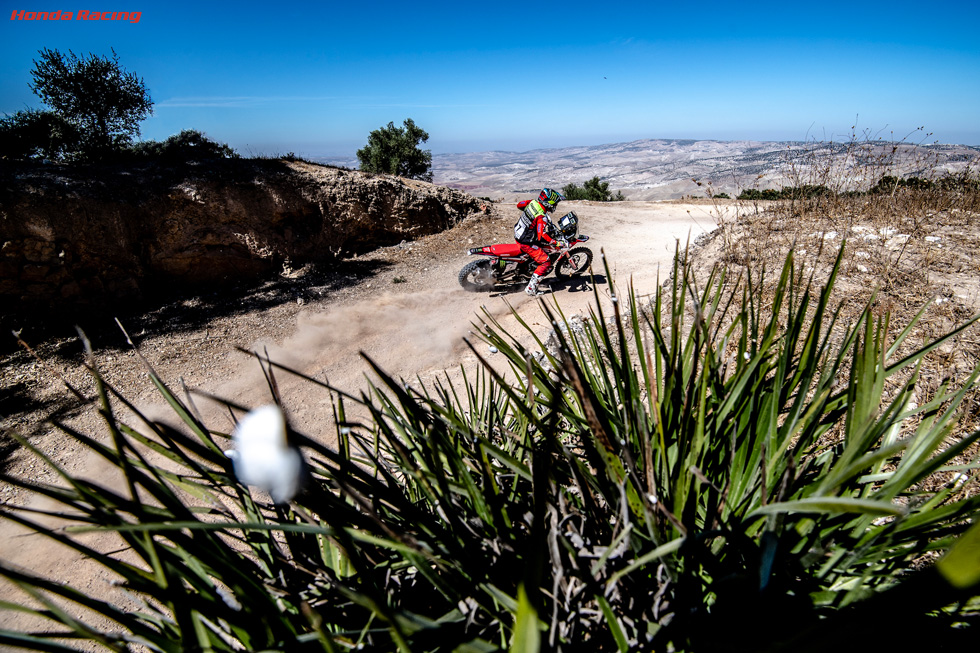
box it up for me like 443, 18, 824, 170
577, 235, 590, 242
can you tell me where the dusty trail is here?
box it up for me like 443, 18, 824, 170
202, 200, 725, 441
0, 200, 724, 643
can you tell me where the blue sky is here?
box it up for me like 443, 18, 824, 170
2, 0, 978, 157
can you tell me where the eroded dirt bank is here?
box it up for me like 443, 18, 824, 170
0, 158, 485, 329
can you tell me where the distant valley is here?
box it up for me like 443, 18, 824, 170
316, 138, 980, 201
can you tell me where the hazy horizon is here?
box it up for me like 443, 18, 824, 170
311, 134, 980, 165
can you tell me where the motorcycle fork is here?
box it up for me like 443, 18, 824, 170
556, 249, 579, 270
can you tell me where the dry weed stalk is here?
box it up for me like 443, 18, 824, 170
697, 128, 980, 494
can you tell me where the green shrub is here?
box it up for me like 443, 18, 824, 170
356, 118, 433, 181
562, 177, 625, 201
129, 129, 238, 163
0, 108, 80, 160
1, 247, 979, 651
738, 175, 980, 204
737, 185, 831, 200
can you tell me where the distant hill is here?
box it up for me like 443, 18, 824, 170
317, 139, 980, 201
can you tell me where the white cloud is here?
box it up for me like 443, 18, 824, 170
157, 95, 340, 108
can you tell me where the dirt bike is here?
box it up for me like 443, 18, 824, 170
458, 211, 593, 292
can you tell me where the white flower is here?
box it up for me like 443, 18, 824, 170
225, 404, 304, 504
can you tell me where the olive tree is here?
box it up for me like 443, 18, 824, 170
356, 118, 433, 181
29, 48, 153, 160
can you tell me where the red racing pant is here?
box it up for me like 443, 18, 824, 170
520, 244, 551, 276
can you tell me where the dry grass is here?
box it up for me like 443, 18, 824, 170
688, 135, 980, 498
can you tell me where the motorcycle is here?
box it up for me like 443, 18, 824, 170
458, 211, 593, 292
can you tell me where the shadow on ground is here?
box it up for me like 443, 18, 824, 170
1, 257, 393, 442
0, 435, 18, 477
488, 273, 608, 298
3, 258, 393, 360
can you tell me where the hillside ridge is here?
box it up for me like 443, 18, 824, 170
320, 137, 980, 201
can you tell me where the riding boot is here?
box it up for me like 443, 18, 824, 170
525, 273, 545, 296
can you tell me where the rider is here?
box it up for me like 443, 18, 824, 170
514, 188, 566, 296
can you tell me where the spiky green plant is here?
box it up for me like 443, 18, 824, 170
2, 245, 979, 652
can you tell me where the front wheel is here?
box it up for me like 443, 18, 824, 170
458, 259, 496, 292
553, 247, 593, 280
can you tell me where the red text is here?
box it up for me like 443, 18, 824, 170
10, 9, 142, 23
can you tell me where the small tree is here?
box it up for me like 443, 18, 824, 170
562, 176, 625, 201
356, 118, 433, 181
29, 47, 152, 160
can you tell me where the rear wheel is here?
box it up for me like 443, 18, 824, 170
458, 259, 496, 292
553, 247, 593, 280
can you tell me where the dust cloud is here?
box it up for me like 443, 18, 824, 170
261, 289, 485, 387
185, 288, 518, 444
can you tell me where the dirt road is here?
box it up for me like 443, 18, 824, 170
222, 200, 724, 440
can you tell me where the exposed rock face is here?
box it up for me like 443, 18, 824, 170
0, 158, 484, 316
